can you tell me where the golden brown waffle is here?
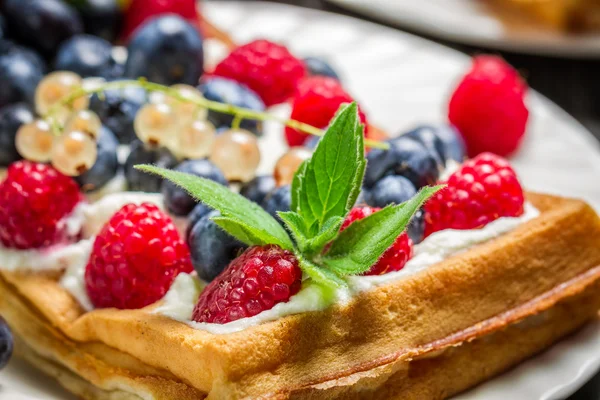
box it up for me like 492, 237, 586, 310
1, 193, 600, 399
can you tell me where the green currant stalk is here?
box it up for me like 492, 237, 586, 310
43, 78, 390, 150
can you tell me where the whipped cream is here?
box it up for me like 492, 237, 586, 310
58, 239, 94, 311
155, 202, 540, 334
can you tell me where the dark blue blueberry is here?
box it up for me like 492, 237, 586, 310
0, 315, 13, 370
199, 77, 265, 135
125, 15, 204, 86
364, 136, 440, 190
89, 81, 147, 143
364, 175, 416, 208
77, 0, 123, 43
125, 140, 177, 192
403, 125, 446, 165
262, 185, 291, 222
407, 209, 425, 244
54, 34, 121, 79
76, 125, 119, 192
1, 0, 83, 57
304, 135, 321, 150
240, 175, 276, 205
0, 15, 6, 39
186, 202, 213, 237
433, 124, 466, 163
303, 56, 340, 80
0, 103, 34, 166
0, 45, 46, 108
162, 159, 227, 216
188, 210, 247, 282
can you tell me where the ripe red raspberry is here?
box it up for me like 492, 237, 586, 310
85, 203, 193, 310
285, 76, 368, 147
448, 55, 529, 157
340, 207, 413, 276
192, 245, 302, 324
424, 153, 525, 236
0, 161, 81, 249
212, 40, 306, 107
121, 0, 199, 41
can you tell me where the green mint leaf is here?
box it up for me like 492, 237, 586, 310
136, 165, 294, 250
292, 102, 365, 238
303, 215, 343, 255
277, 211, 308, 250
297, 253, 347, 289
322, 186, 444, 275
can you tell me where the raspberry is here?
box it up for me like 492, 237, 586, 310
340, 207, 413, 276
212, 40, 306, 107
85, 203, 193, 310
0, 161, 81, 249
424, 153, 524, 236
285, 76, 368, 147
121, 0, 199, 41
448, 55, 529, 157
192, 245, 302, 324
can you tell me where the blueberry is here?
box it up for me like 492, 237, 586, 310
2, 0, 83, 57
0, 103, 34, 166
364, 136, 440, 189
364, 175, 416, 208
433, 124, 466, 163
407, 210, 425, 244
240, 175, 276, 205
303, 56, 340, 80
0, 15, 6, 39
162, 159, 227, 216
403, 125, 446, 165
0, 45, 46, 108
262, 185, 291, 221
125, 140, 177, 192
89, 81, 147, 143
54, 34, 121, 79
186, 202, 212, 237
304, 135, 321, 150
125, 15, 204, 86
0, 315, 13, 370
199, 77, 265, 135
77, 0, 123, 43
188, 210, 247, 282
76, 125, 119, 192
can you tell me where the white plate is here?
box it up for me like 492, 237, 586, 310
326, 0, 600, 58
2, 1, 600, 398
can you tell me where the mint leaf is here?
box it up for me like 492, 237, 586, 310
303, 216, 343, 255
297, 253, 347, 289
290, 102, 365, 238
322, 186, 444, 275
278, 211, 308, 249
136, 165, 294, 250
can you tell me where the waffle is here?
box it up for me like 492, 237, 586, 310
487, 0, 600, 32
1, 193, 600, 399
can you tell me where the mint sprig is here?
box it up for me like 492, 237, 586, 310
136, 102, 441, 289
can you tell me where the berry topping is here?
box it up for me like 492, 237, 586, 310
77, 0, 123, 43
285, 76, 367, 147
54, 34, 121, 79
424, 153, 525, 236
124, 15, 204, 86
121, 0, 199, 42
162, 159, 228, 216
261, 185, 291, 223
240, 175, 276, 205
364, 135, 441, 190
199, 77, 265, 135
0, 316, 13, 370
192, 245, 302, 324
303, 56, 340, 80
75, 125, 119, 193
448, 55, 529, 157
0, 44, 46, 108
0, 103, 35, 167
125, 140, 178, 192
85, 202, 193, 309
0, 161, 81, 249
188, 210, 247, 282
213, 39, 306, 107
340, 206, 413, 276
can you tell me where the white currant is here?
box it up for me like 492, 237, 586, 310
210, 129, 261, 182
15, 120, 55, 162
176, 119, 216, 159
134, 103, 176, 147
51, 130, 98, 176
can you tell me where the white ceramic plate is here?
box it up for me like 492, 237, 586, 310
2, 1, 600, 398
326, 0, 600, 58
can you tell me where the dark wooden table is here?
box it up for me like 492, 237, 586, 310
214, 1, 600, 398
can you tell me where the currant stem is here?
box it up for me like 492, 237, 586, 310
44, 79, 390, 150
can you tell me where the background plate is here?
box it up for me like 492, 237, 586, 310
326, 0, 600, 58
1, 1, 600, 398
